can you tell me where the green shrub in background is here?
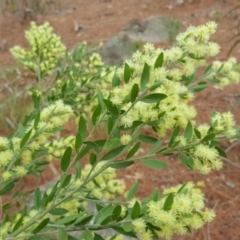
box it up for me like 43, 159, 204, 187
0, 21, 239, 240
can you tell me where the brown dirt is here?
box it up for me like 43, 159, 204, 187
1, 0, 240, 239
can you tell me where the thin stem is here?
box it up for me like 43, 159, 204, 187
52, 111, 107, 204
75, 196, 128, 205
7, 221, 132, 240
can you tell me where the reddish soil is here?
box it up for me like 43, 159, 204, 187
1, 0, 240, 239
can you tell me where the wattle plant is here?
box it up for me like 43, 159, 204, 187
0, 21, 239, 240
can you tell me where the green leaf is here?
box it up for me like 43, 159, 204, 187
112, 72, 120, 87
2, 203, 11, 212
111, 161, 134, 169
56, 215, 79, 225
84, 141, 99, 153
130, 83, 139, 103
75, 162, 82, 179
79, 230, 94, 240
148, 188, 160, 202
103, 99, 119, 117
78, 116, 87, 140
127, 182, 139, 201
32, 218, 50, 234
141, 93, 167, 104
148, 140, 162, 154
61, 147, 72, 172
194, 128, 201, 139
168, 126, 180, 148
131, 200, 141, 219
74, 214, 93, 226
50, 208, 68, 215
122, 222, 134, 232
163, 193, 174, 211
149, 81, 163, 91
215, 146, 227, 158
13, 216, 24, 232
147, 119, 163, 127
101, 145, 126, 161
89, 153, 97, 165
140, 63, 150, 90
126, 142, 141, 159
154, 52, 164, 68
28, 236, 42, 240
68, 235, 78, 240
210, 139, 220, 147
33, 188, 41, 209
94, 233, 105, 240
104, 138, 120, 150
94, 139, 107, 148
112, 226, 137, 238
92, 104, 102, 125
138, 134, 158, 144
190, 83, 208, 92
62, 174, 72, 188
45, 181, 59, 205
201, 133, 215, 142
112, 205, 122, 221
98, 90, 105, 110
141, 159, 168, 169
208, 78, 221, 83
203, 64, 213, 77
183, 71, 196, 86
177, 182, 188, 194
58, 228, 68, 240
94, 204, 114, 224
178, 153, 194, 169
77, 147, 90, 160
85, 230, 94, 240
20, 129, 32, 148
184, 121, 193, 140
75, 132, 82, 151
61, 82, 67, 97
107, 117, 115, 135
0, 182, 15, 195
124, 62, 131, 83
34, 111, 41, 129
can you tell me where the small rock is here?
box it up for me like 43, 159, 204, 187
0, 39, 7, 50
74, 21, 83, 32
225, 181, 235, 188
100, 33, 135, 65
176, 0, 184, 6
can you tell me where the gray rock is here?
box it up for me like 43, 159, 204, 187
122, 16, 171, 43
100, 32, 136, 66
100, 15, 181, 65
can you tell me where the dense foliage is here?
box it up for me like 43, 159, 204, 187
0, 21, 239, 240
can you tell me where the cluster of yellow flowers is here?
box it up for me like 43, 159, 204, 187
0, 162, 126, 239
0, 137, 29, 180
191, 144, 222, 174
73, 47, 112, 113
191, 111, 238, 174
0, 100, 73, 182
45, 136, 75, 160
174, 110, 238, 174
210, 57, 240, 88
72, 162, 126, 200
110, 22, 218, 135
211, 111, 237, 137
49, 41, 113, 117
0, 210, 40, 240
132, 182, 215, 240
10, 22, 66, 75
42, 163, 126, 217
